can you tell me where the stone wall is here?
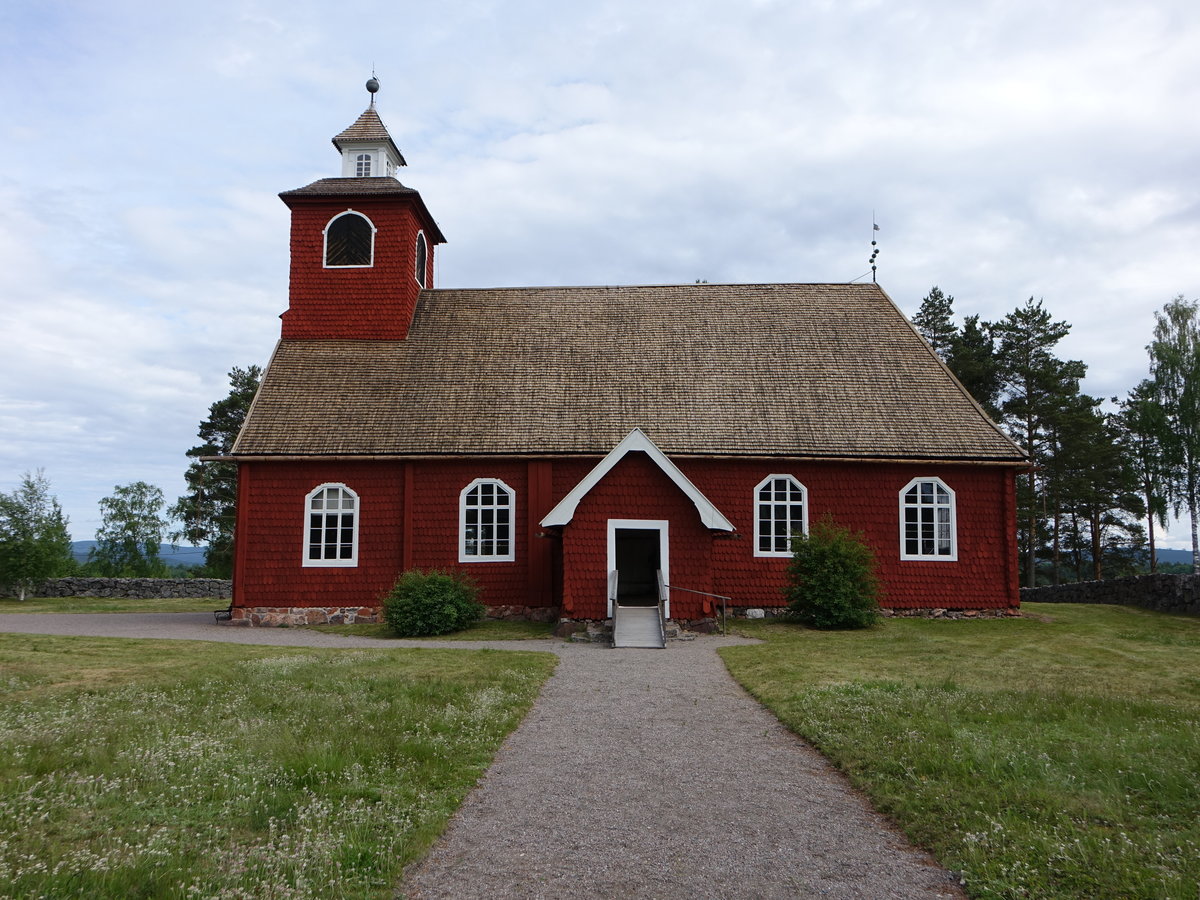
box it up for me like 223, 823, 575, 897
23, 577, 233, 599
1021, 574, 1200, 616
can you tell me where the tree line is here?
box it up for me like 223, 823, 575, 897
0, 367, 261, 598
912, 288, 1200, 584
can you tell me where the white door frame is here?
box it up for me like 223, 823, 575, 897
606, 518, 670, 618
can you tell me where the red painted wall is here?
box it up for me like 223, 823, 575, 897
236, 459, 556, 611
279, 195, 436, 340
234, 455, 1019, 614
235, 461, 403, 607
685, 460, 1017, 610
558, 453, 715, 620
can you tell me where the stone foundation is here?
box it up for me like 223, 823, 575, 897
879, 607, 1021, 619
485, 605, 559, 623
227, 606, 380, 627
228, 603, 559, 627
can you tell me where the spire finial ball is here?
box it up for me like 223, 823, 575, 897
366, 76, 380, 94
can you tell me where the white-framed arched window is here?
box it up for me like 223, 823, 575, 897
754, 475, 808, 557
323, 210, 376, 268
900, 477, 957, 560
415, 231, 428, 288
459, 478, 515, 562
304, 483, 359, 567
355, 153, 372, 177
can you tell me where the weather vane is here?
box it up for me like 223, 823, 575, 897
869, 214, 880, 283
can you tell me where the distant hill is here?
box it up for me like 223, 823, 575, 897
1156, 549, 1194, 565
70, 541, 208, 569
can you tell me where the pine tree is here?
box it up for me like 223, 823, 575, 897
170, 365, 262, 577
993, 297, 1085, 587
946, 314, 1002, 420
911, 286, 958, 359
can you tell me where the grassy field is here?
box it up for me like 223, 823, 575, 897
720, 603, 1200, 899
0, 633, 555, 899
312, 620, 555, 640
0, 596, 219, 614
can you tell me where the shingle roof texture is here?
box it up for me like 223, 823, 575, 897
233, 283, 1026, 462
279, 177, 419, 198
330, 107, 404, 164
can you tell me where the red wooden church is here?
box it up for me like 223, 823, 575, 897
228, 87, 1027, 627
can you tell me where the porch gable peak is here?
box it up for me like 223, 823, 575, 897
540, 428, 735, 531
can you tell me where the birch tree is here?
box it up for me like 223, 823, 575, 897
1148, 296, 1200, 573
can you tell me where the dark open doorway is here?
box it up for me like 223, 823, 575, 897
615, 528, 661, 605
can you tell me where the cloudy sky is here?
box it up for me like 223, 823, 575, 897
1, 0, 1198, 546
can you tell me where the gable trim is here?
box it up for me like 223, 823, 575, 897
540, 428, 735, 531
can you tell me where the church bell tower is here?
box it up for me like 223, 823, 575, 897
278, 78, 446, 341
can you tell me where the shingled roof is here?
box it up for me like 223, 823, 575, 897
331, 106, 405, 165
233, 283, 1026, 463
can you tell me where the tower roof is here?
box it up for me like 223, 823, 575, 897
332, 107, 406, 167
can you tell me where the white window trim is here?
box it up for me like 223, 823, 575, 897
459, 477, 516, 563
753, 474, 809, 558
322, 209, 377, 269
606, 518, 670, 618
303, 482, 359, 568
415, 230, 428, 288
899, 476, 958, 561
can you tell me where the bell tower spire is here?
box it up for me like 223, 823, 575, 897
331, 76, 407, 178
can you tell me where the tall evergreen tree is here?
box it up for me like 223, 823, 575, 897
992, 297, 1085, 587
1051, 397, 1145, 580
946, 314, 1003, 420
911, 286, 958, 359
0, 470, 74, 601
1148, 296, 1200, 573
170, 365, 262, 577
1116, 380, 1170, 572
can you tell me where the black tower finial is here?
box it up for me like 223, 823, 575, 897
869, 215, 880, 283
366, 70, 380, 108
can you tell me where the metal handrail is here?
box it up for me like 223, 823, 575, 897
657, 580, 733, 635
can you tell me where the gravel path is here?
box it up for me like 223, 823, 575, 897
0, 614, 962, 898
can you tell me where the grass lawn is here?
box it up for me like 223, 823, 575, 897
311, 620, 555, 640
720, 603, 1200, 899
0, 633, 555, 899
0, 596, 219, 614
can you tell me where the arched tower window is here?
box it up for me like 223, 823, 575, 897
355, 153, 372, 177
415, 231, 428, 287
324, 211, 375, 268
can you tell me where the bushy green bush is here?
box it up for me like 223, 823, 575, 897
785, 515, 881, 629
382, 569, 484, 637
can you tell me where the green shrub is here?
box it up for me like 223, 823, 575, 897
382, 569, 484, 637
785, 515, 881, 629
